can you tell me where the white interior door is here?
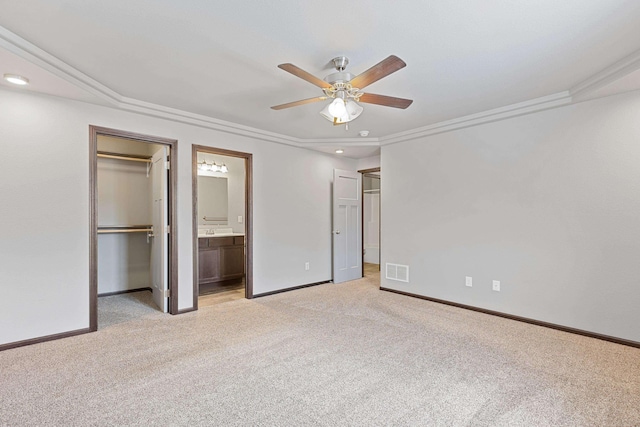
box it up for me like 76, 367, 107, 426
332, 169, 362, 283
150, 146, 169, 312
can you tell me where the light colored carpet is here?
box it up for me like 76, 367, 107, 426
1, 273, 639, 426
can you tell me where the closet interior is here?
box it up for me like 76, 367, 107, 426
96, 135, 169, 315
363, 173, 380, 272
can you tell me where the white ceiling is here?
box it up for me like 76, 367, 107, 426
2, 0, 640, 158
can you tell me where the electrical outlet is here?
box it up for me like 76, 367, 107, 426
305, 262, 310, 271
465, 276, 472, 287
492, 280, 500, 292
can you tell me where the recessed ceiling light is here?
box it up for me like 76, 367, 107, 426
3, 74, 29, 85
335, 149, 344, 154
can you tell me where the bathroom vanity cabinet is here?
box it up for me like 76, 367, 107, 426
198, 236, 245, 286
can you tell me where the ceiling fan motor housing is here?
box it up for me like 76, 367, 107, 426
324, 71, 355, 85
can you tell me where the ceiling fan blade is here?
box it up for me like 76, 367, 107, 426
278, 63, 333, 89
271, 96, 327, 110
349, 55, 407, 89
358, 93, 413, 109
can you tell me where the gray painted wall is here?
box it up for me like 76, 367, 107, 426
381, 90, 640, 343
0, 88, 356, 346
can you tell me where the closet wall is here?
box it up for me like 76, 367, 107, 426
97, 137, 158, 295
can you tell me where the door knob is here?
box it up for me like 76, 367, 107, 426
333, 230, 341, 235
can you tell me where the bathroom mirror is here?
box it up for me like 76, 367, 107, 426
197, 176, 228, 225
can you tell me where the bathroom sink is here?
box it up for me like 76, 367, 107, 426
198, 228, 238, 238
214, 228, 234, 235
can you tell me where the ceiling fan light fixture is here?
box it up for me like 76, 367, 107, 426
320, 106, 348, 123
319, 98, 363, 124
327, 98, 347, 117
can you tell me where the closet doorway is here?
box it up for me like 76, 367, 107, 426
89, 126, 178, 331
192, 145, 252, 308
360, 167, 381, 278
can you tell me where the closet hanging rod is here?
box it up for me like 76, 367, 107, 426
98, 226, 153, 234
97, 152, 152, 163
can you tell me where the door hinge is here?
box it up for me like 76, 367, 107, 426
163, 289, 170, 298
164, 160, 170, 170
165, 225, 170, 234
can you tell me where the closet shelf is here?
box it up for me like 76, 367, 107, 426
98, 225, 152, 234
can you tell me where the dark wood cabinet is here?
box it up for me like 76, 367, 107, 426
198, 246, 221, 283
198, 236, 244, 287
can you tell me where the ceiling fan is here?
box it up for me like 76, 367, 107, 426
271, 55, 413, 126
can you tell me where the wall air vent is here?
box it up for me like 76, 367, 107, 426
386, 263, 409, 283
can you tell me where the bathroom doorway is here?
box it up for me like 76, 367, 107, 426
360, 167, 381, 279
192, 145, 252, 308
89, 126, 178, 331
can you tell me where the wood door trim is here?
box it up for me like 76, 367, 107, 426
0, 328, 92, 352
192, 144, 253, 310
358, 167, 381, 175
89, 125, 179, 331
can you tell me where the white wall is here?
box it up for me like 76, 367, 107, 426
357, 155, 380, 171
0, 88, 356, 346
381, 90, 640, 343
364, 193, 380, 264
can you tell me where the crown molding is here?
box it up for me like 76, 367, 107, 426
295, 139, 381, 147
379, 92, 573, 145
3, 25, 640, 150
0, 26, 121, 104
570, 47, 640, 101
0, 26, 308, 148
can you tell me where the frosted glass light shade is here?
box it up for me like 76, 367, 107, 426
345, 100, 363, 120
328, 98, 347, 117
320, 99, 363, 124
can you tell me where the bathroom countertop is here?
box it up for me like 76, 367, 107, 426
198, 233, 245, 238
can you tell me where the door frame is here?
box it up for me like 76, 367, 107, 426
358, 167, 381, 277
192, 145, 253, 308
89, 125, 179, 331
